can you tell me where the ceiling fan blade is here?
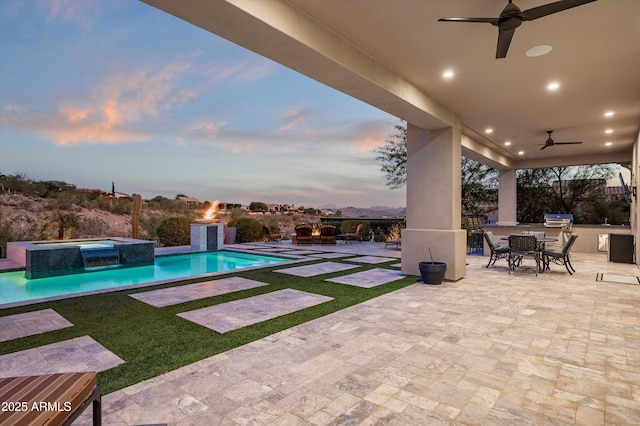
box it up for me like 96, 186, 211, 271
540, 145, 550, 151
521, 0, 598, 21
496, 27, 516, 59
554, 141, 583, 145
438, 17, 498, 24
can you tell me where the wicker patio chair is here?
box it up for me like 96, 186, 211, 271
319, 225, 337, 245
295, 225, 313, 245
508, 234, 540, 276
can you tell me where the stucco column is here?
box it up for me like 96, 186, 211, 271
498, 169, 518, 225
401, 122, 466, 281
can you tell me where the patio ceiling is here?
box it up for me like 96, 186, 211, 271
143, 0, 640, 170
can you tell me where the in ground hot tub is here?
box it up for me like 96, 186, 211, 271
7, 238, 155, 279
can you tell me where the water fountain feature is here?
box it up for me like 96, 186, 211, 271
7, 238, 155, 279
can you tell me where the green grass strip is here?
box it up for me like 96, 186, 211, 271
1, 258, 415, 394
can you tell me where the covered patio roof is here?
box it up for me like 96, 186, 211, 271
142, 0, 640, 170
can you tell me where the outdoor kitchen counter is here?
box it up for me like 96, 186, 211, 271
483, 224, 631, 255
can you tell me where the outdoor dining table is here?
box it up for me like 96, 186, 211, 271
501, 236, 559, 273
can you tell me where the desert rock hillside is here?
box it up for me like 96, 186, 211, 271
0, 193, 132, 239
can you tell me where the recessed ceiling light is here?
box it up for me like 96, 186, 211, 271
526, 45, 552, 57
518, 151, 524, 156
485, 128, 493, 134
604, 111, 614, 117
605, 129, 613, 134
605, 142, 612, 147
504, 141, 511, 146
547, 82, 560, 91
442, 70, 454, 79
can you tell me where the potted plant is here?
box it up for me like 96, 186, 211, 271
418, 247, 447, 285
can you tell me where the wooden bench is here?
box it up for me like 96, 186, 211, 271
0, 372, 101, 426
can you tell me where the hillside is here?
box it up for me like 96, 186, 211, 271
0, 193, 132, 240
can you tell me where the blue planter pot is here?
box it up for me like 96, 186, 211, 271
419, 261, 447, 285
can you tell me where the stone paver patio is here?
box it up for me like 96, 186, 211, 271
344, 255, 399, 264
130, 277, 269, 307
0, 308, 73, 342
70, 250, 639, 426
0, 336, 125, 378
274, 261, 360, 277
177, 289, 334, 333
1, 241, 639, 425
326, 267, 406, 288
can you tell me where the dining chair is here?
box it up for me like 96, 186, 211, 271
508, 234, 540, 276
542, 234, 578, 274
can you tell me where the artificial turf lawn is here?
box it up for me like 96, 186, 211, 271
0, 257, 416, 394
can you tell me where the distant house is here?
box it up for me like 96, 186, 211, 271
605, 186, 625, 201
102, 191, 130, 200
176, 196, 201, 206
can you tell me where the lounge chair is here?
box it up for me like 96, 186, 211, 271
295, 225, 313, 245
339, 224, 363, 243
0, 372, 101, 426
263, 225, 282, 243
542, 233, 578, 274
319, 225, 337, 245
484, 231, 510, 268
508, 234, 540, 276
385, 238, 401, 248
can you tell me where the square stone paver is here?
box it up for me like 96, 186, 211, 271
278, 250, 323, 256
0, 335, 125, 377
344, 256, 398, 264
0, 309, 73, 342
275, 262, 360, 277
326, 268, 406, 288
251, 247, 291, 252
308, 252, 354, 259
178, 289, 334, 333
130, 277, 269, 307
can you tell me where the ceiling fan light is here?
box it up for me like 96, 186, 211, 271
604, 111, 614, 117
547, 82, 560, 91
526, 45, 552, 57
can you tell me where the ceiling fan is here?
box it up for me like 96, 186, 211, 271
540, 130, 583, 150
438, 0, 598, 59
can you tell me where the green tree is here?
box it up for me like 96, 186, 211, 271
249, 201, 269, 212
227, 217, 264, 243
372, 123, 407, 189
516, 168, 554, 223
156, 217, 194, 247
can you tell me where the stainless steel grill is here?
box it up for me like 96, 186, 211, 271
544, 214, 574, 231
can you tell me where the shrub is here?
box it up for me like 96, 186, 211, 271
228, 217, 264, 243
81, 217, 111, 237
156, 217, 194, 247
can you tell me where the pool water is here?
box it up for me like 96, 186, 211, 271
0, 251, 289, 306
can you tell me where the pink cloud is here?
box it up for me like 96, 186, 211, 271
2, 59, 199, 146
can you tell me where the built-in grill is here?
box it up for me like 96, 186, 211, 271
544, 214, 574, 232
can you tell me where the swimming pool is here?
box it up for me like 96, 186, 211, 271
0, 251, 290, 307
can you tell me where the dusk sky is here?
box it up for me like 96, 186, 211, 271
0, 0, 404, 208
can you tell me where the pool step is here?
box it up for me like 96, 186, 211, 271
80, 247, 120, 268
